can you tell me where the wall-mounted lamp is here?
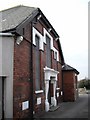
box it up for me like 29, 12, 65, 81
48, 28, 52, 33
62, 65, 65, 68
55, 37, 59, 41
37, 14, 42, 20
16, 36, 23, 45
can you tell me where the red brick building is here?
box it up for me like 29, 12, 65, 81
0, 5, 79, 119
62, 64, 79, 102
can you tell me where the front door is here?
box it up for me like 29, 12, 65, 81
0, 77, 4, 119
48, 80, 53, 106
48, 81, 51, 105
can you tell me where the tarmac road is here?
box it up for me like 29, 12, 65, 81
38, 94, 89, 119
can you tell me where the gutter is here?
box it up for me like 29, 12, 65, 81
0, 33, 14, 37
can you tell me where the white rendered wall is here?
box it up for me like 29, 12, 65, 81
0, 36, 14, 118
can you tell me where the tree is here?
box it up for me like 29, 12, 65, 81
78, 79, 90, 89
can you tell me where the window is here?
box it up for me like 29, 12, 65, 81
54, 51, 57, 60
35, 35, 40, 90
46, 35, 51, 68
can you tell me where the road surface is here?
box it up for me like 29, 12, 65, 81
37, 94, 89, 118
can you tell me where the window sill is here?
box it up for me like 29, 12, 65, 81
56, 88, 60, 90
35, 90, 44, 94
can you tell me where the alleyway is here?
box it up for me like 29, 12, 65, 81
36, 94, 88, 119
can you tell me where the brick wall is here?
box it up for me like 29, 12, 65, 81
33, 20, 63, 114
13, 23, 32, 118
57, 62, 63, 102
63, 71, 76, 102
13, 19, 63, 118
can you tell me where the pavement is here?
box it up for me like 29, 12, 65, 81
35, 93, 89, 119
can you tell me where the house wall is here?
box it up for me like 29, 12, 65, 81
63, 71, 77, 101
13, 20, 63, 118
0, 37, 2, 75
74, 75, 79, 99
0, 36, 14, 118
0, 77, 2, 119
13, 32, 32, 118
33, 21, 63, 114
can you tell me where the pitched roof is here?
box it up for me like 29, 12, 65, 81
0, 5, 37, 32
62, 64, 79, 75
0, 5, 65, 64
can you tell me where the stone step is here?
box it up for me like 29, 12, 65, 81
50, 104, 53, 108
49, 105, 60, 112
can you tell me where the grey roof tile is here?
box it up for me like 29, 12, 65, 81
0, 5, 37, 31
0, 5, 65, 65
62, 64, 79, 74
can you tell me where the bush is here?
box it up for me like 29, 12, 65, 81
78, 79, 90, 90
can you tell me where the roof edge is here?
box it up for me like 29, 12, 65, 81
0, 32, 13, 37
62, 64, 79, 75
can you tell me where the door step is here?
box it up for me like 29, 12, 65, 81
50, 104, 53, 108
49, 105, 60, 112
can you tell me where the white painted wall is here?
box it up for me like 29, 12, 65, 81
0, 36, 14, 118
0, 38, 2, 75
0, 77, 2, 119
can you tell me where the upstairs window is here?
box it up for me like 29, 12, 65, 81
46, 35, 51, 68
35, 35, 40, 90
54, 51, 57, 60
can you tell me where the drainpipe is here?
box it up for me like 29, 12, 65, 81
30, 22, 33, 119
62, 69, 64, 101
62, 63, 65, 102
31, 18, 38, 118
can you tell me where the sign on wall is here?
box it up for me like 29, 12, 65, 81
57, 92, 59, 97
22, 101, 29, 110
37, 97, 41, 105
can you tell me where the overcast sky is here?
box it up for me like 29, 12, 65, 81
0, 0, 88, 80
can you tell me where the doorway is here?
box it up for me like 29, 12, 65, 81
0, 77, 5, 119
48, 79, 54, 107
44, 66, 59, 111
48, 80, 51, 105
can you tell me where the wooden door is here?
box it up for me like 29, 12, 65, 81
48, 80, 51, 105
48, 80, 53, 105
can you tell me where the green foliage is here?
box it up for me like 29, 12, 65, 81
78, 79, 90, 90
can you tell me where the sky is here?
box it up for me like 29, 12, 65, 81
0, 0, 89, 80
